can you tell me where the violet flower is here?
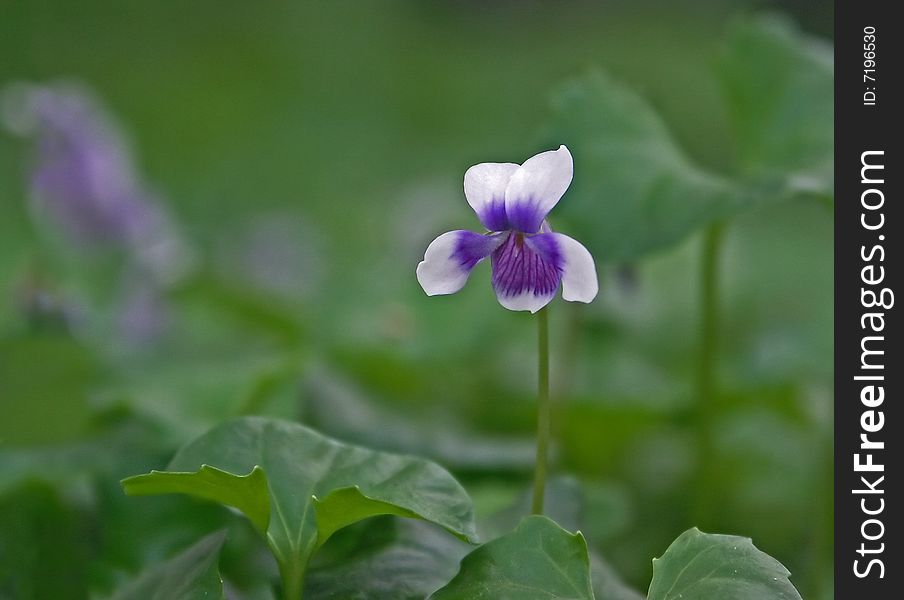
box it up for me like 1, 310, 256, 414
417, 145, 598, 313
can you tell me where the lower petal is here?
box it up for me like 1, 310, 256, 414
491, 232, 562, 313
543, 233, 598, 303
417, 230, 504, 296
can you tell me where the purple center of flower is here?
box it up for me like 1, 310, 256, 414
491, 232, 563, 298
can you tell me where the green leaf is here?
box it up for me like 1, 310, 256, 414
479, 477, 641, 600
122, 464, 270, 535
718, 15, 833, 179
110, 531, 226, 600
647, 528, 802, 600
124, 417, 477, 589
546, 69, 744, 262
313, 486, 421, 551
429, 515, 594, 600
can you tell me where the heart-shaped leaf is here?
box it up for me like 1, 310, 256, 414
110, 531, 226, 600
122, 464, 270, 535
647, 527, 802, 600
479, 477, 642, 600
546, 69, 745, 262
429, 515, 594, 600
123, 417, 477, 595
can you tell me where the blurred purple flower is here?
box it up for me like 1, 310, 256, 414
2, 81, 193, 284
416, 145, 598, 313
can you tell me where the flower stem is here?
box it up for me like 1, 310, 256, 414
278, 559, 305, 600
531, 305, 551, 515
694, 222, 724, 526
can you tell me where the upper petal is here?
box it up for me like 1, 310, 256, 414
417, 230, 505, 296
545, 233, 598, 303
463, 162, 519, 231
504, 145, 573, 233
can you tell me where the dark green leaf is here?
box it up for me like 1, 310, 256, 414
479, 477, 641, 600
647, 528, 802, 600
430, 515, 594, 600
110, 531, 226, 600
313, 486, 421, 551
305, 517, 471, 600
125, 417, 477, 587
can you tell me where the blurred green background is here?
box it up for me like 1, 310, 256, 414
1, 1, 833, 599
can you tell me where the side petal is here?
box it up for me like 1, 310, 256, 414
417, 230, 504, 296
491, 233, 561, 313
546, 233, 598, 303
463, 162, 519, 231
504, 145, 573, 233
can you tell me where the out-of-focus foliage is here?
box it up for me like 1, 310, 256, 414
0, 482, 92, 599
718, 16, 834, 182
547, 70, 743, 262
546, 15, 832, 262
1, 1, 832, 598
109, 531, 227, 600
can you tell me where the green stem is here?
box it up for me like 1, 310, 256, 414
531, 306, 551, 515
694, 222, 724, 526
278, 559, 305, 600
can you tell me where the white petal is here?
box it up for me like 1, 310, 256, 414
416, 230, 502, 296
551, 233, 598, 303
504, 145, 573, 232
463, 162, 519, 231
496, 290, 556, 314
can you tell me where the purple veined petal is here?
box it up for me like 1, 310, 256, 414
490, 232, 563, 313
463, 162, 519, 231
417, 230, 506, 296
536, 232, 598, 303
504, 145, 573, 233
